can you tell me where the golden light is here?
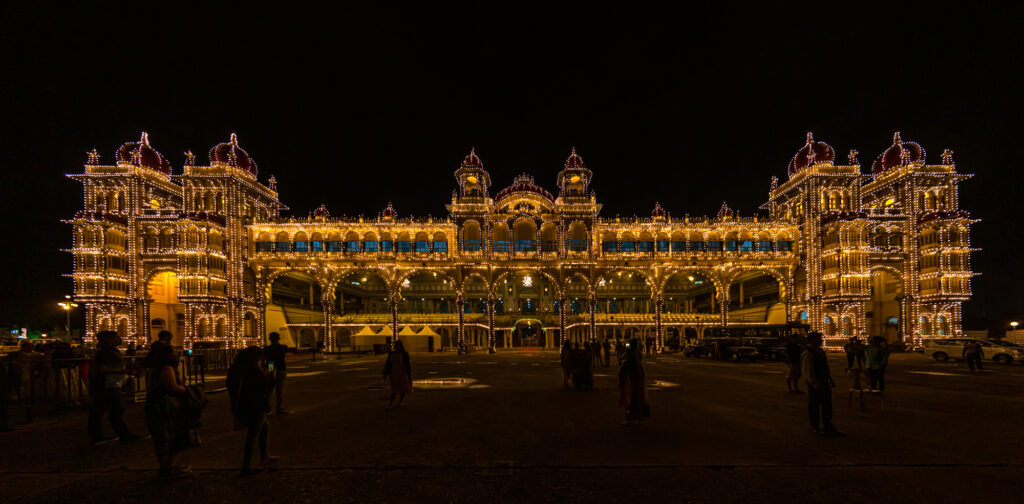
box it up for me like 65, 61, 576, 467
466, 176, 478, 184
569, 175, 581, 183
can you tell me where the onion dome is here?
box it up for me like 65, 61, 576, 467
116, 132, 172, 174
651, 202, 667, 219
872, 131, 925, 175
787, 132, 835, 177
717, 201, 733, 219
494, 174, 555, 202
461, 147, 483, 168
564, 147, 585, 168
313, 204, 330, 218
380, 202, 397, 218
209, 133, 258, 175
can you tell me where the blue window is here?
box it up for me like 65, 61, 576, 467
799, 311, 809, 320
553, 300, 560, 314
514, 239, 535, 252
364, 241, 378, 252
463, 240, 481, 252
521, 299, 537, 314
414, 241, 430, 253
294, 241, 309, 252
379, 241, 393, 252
477, 299, 487, 313
688, 241, 703, 251
257, 242, 273, 252
609, 299, 619, 314
567, 239, 587, 251
345, 241, 360, 252
621, 241, 635, 252
778, 241, 793, 251
397, 241, 412, 253
757, 240, 772, 251
707, 241, 723, 251
740, 240, 754, 251
725, 240, 738, 251
275, 241, 290, 252
657, 240, 670, 252
570, 300, 582, 314
464, 301, 473, 313
602, 241, 617, 253
637, 241, 654, 252
672, 241, 687, 252
311, 240, 324, 252
433, 241, 447, 253
493, 241, 509, 252
541, 240, 556, 252
495, 299, 504, 314
327, 241, 342, 252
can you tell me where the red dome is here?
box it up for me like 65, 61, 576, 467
313, 204, 330, 218
788, 132, 835, 177
494, 174, 555, 202
116, 132, 171, 174
380, 202, 397, 218
210, 133, 257, 175
462, 148, 483, 168
872, 131, 926, 175
564, 147, 585, 168
651, 202, 667, 218
717, 201, 733, 219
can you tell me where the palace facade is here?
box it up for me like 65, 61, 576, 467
67, 132, 975, 351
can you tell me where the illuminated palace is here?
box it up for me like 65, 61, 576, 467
67, 132, 975, 351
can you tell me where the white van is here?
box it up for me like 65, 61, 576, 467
923, 338, 1024, 365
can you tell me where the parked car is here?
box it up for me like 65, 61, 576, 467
923, 338, 1024, 365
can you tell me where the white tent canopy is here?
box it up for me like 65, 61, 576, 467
417, 326, 439, 337
351, 325, 388, 347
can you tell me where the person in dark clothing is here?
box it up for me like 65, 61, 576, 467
801, 332, 844, 436
963, 340, 984, 372
602, 340, 611, 367
843, 337, 864, 369
264, 332, 291, 414
785, 335, 804, 393
863, 336, 890, 391
227, 346, 279, 476
142, 330, 173, 370
88, 331, 144, 444
382, 340, 413, 410
143, 344, 191, 478
560, 341, 573, 387
617, 339, 649, 426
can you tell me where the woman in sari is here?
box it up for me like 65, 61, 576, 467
617, 339, 649, 426
383, 340, 412, 410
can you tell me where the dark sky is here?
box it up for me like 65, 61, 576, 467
2, 4, 1021, 331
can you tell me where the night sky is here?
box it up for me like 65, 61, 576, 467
2, 4, 1021, 332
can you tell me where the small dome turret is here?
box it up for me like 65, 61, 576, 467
872, 131, 926, 175
210, 133, 258, 175
116, 132, 171, 174
788, 132, 835, 177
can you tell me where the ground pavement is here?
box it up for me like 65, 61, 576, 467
1, 351, 1022, 503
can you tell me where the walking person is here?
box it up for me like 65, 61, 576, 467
560, 341, 573, 388
785, 335, 804, 393
143, 343, 191, 478
382, 340, 412, 410
227, 346, 279, 476
963, 340, 983, 372
617, 339, 649, 427
863, 336, 890, 391
87, 331, 145, 445
602, 339, 611, 367
801, 332, 843, 436
843, 337, 861, 369
264, 332, 292, 415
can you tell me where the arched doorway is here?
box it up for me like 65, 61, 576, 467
868, 268, 902, 343
146, 271, 184, 346
513, 318, 546, 347
496, 270, 555, 347
268, 271, 322, 347
663, 271, 717, 316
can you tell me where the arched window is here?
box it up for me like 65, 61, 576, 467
706, 232, 723, 252
275, 231, 290, 252
567, 222, 588, 251
681, 231, 697, 252
186, 226, 200, 248
310, 232, 324, 252
143, 228, 158, 251
256, 232, 273, 252
540, 223, 557, 252
739, 231, 754, 252
413, 231, 430, 253
462, 221, 482, 252
637, 232, 654, 253
363, 232, 378, 252
208, 230, 224, 251
492, 224, 510, 253
756, 232, 772, 251
293, 231, 309, 252
513, 219, 537, 252
620, 232, 635, 252
724, 231, 739, 251
656, 232, 669, 253
379, 232, 393, 252
777, 233, 793, 252
159, 228, 175, 249
924, 191, 937, 211
396, 232, 412, 253
601, 231, 617, 253
830, 191, 842, 210
106, 228, 126, 249
345, 231, 361, 253
433, 232, 448, 253
327, 232, 343, 252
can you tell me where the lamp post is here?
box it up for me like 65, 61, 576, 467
1011, 321, 1019, 342
57, 295, 78, 341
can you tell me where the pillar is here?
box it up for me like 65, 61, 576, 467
487, 296, 496, 353
322, 293, 333, 351
389, 296, 399, 350
456, 293, 465, 353
655, 296, 664, 353
558, 296, 567, 348
588, 297, 597, 342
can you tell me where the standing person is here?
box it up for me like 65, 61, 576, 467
592, 341, 603, 367
382, 340, 412, 410
963, 340, 983, 372
263, 332, 291, 415
617, 339, 649, 427
581, 343, 595, 389
143, 330, 174, 369
87, 331, 144, 445
560, 341, 573, 388
843, 337, 859, 369
571, 343, 585, 389
227, 347, 279, 476
143, 344, 191, 478
785, 335, 804, 393
801, 332, 843, 436
863, 336, 890, 392
602, 339, 611, 367
5, 341, 40, 399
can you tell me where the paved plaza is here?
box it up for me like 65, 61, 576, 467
1, 351, 1023, 503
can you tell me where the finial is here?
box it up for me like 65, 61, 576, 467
900, 148, 911, 165
941, 148, 954, 165
848, 149, 859, 164
140, 132, 150, 146
184, 150, 195, 166
268, 175, 277, 191
87, 148, 100, 165
893, 131, 902, 145
805, 132, 814, 145
230, 132, 238, 146
130, 149, 142, 165
571, 146, 577, 155
770, 176, 778, 189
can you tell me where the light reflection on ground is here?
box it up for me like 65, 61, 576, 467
646, 380, 679, 390
412, 377, 479, 389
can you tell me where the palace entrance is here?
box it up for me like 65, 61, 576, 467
513, 318, 546, 347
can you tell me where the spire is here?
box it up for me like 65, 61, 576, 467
893, 131, 902, 145
140, 131, 150, 146
230, 132, 239, 146
184, 150, 195, 166
848, 149, 859, 165
87, 149, 100, 165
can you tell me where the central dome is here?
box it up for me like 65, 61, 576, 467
495, 174, 554, 202
872, 131, 925, 175
210, 133, 257, 175
788, 132, 835, 177
116, 132, 171, 174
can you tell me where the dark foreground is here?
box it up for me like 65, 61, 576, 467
2, 352, 1022, 503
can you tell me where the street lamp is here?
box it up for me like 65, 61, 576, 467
57, 295, 78, 340
1011, 321, 1019, 342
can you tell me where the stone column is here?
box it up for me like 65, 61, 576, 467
487, 295, 496, 353
389, 296, 399, 351
457, 293, 466, 353
655, 296, 664, 353
558, 296, 567, 348
588, 297, 597, 342
322, 293, 333, 352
